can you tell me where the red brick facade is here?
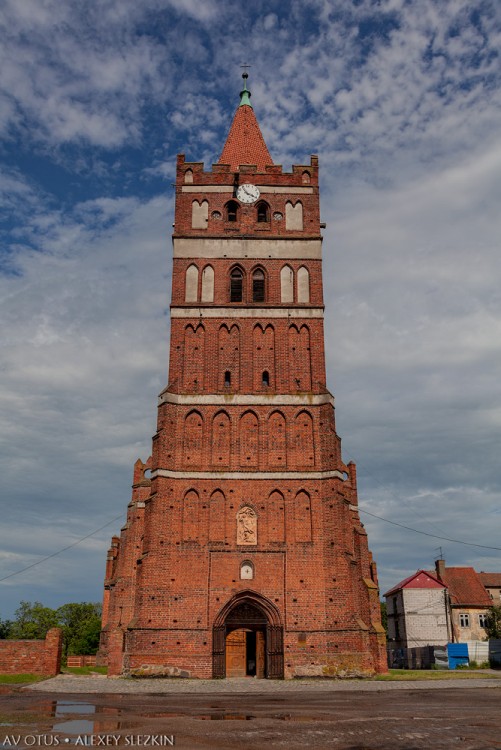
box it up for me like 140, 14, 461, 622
100, 79, 387, 678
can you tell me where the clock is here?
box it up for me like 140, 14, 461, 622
236, 184, 260, 204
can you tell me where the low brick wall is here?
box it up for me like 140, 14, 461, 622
0, 628, 62, 676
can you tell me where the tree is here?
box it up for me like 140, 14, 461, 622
0, 618, 13, 639
56, 602, 102, 656
484, 605, 501, 639
7, 600, 102, 656
68, 617, 102, 655
9, 601, 59, 640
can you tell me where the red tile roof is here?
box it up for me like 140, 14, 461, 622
479, 572, 501, 587
432, 567, 492, 607
384, 570, 445, 597
218, 104, 273, 172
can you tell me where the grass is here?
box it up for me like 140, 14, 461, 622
0, 674, 46, 684
62, 665, 108, 675
375, 668, 501, 681
0, 666, 107, 683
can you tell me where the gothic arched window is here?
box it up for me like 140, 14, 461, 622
252, 268, 265, 302
226, 200, 239, 222
230, 267, 244, 302
256, 201, 270, 223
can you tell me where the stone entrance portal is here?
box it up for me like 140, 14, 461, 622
213, 591, 284, 679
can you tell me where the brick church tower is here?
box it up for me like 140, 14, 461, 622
100, 75, 387, 678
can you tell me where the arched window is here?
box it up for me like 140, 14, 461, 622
201, 265, 214, 302
224, 370, 231, 387
280, 265, 294, 303
252, 269, 265, 302
256, 201, 270, 223
297, 266, 310, 303
185, 264, 199, 302
226, 200, 239, 222
191, 200, 208, 229
285, 200, 303, 230
230, 267, 243, 302
262, 370, 269, 387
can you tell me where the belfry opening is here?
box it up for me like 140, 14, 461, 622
98, 74, 387, 679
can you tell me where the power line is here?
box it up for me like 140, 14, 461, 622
356, 461, 451, 540
359, 507, 501, 551
3, 502, 499, 586
0, 514, 123, 583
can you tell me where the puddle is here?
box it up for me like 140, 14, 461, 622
56, 702, 96, 717
4, 699, 324, 737
51, 702, 97, 734
199, 714, 255, 721
53, 719, 96, 733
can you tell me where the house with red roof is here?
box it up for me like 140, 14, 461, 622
434, 560, 494, 642
384, 570, 450, 650
478, 572, 501, 607
385, 560, 499, 650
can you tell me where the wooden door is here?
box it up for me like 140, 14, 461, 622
256, 630, 265, 678
225, 629, 246, 677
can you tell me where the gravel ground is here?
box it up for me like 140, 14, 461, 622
26, 673, 501, 693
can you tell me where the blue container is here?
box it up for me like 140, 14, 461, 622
447, 643, 469, 670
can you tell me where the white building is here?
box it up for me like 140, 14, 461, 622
384, 570, 451, 649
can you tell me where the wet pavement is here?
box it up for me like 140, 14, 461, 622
1, 678, 500, 749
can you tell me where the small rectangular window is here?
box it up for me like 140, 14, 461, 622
459, 613, 470, 627
479, 613, 488, 628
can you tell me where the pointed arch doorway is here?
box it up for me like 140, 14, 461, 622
212, 591, 284, 679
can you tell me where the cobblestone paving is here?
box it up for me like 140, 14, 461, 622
27, 674, 501, 694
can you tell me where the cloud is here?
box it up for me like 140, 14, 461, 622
1, 0, 501, 614
0, 192, 172, 610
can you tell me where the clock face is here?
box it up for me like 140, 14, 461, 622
236, 184, 260, 204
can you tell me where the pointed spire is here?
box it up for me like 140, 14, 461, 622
218, 73, 273, 172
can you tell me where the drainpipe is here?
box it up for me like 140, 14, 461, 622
445, 591, 454, 643
444, 590, 452, 643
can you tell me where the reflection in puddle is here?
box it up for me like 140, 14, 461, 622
53, 719, 96, 733
27, 700, 323, 733
50, 701, 123, 736
200, 714, 255, 721
56, 703, 96, 717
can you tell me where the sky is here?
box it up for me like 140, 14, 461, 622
1, 0, 501, 620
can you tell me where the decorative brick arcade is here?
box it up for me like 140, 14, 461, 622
100, 75, 387, 679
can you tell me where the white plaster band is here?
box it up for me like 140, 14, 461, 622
158, 392, 334, 407
181, 186, 314, 194
170, 307, 324, 319
152, 469, 346, 481
173, 237, 322, 260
